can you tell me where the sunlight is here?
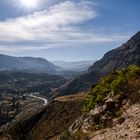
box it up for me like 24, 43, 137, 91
20, 0, 38, 9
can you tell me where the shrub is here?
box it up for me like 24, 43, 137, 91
83, 65, 140, 112
59, 130, 71, 140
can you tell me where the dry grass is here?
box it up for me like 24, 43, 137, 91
2, 93, 86, 140
55, 92, 87, 102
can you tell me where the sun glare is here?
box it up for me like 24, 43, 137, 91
20, 0, 38, 9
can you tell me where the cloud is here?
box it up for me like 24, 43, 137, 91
0, 33, 129, 54
0, 1, 97, 42
0, 0, 129, 54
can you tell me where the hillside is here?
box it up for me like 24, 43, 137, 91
0, 54, 57, 74
0, 93, 86, 140
0, 71, 66, 127
59, 71, 106, 96
59, 65, 140, 140
59, 31, 140, 96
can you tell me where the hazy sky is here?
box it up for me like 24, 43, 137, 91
0, 0, 140, 61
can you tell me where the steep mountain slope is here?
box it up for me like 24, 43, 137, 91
0, 54, 57, 74
59, 31, 140, 95
89, 31, 140, 73
59, 71, 106, 96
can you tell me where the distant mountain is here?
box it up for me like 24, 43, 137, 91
0, 54, 57, 74
59, 31, 140, 95
52, 60, 96, 72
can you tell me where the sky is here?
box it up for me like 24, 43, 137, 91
0, 0, 140, 61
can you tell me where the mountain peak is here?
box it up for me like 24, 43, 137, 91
89, 31, 140, 73
132, 31, 140, 39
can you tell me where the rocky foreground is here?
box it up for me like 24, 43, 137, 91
58, 65, 140, 140
90, 103, 140, 140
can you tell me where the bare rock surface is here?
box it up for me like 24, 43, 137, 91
90, 103, 140, 140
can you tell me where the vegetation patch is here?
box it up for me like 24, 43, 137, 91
83, 65, 140, 112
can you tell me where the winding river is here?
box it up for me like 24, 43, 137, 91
29, 94, 48, 106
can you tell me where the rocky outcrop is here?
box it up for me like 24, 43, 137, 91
90, 103, 140, 140
68, 100, 140, 140
69, 97, 118, 133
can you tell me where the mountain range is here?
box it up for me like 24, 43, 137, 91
0, 54, 57, 74
0, 54, 96, 76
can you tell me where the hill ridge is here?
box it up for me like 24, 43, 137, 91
0, 54, 57, 74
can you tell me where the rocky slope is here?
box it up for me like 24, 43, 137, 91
60, 31, 140, 96
90, 103, 140, 140
89, 31, 140, 73
58, 65, 140, 140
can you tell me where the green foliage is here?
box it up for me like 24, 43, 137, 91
83, 65, 140, 112
115, 108, 123, 117
125, 65, 140, 78
59, 130, 71, 140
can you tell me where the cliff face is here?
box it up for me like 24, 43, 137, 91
89, 31, 140, 73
